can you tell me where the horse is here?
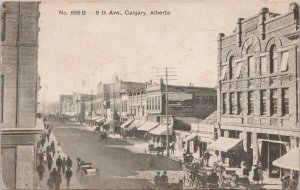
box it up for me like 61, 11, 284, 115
156, 146, 166, 156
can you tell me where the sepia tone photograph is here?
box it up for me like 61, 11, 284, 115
0, 0, 299, 189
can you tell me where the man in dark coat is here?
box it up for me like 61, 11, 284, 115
56, 155, 63, 173
37, 164, 45, 180
39, 150, 44, 165
47, 153, 53, 171
50, 168, 61, 190
46, 133, 50, 142
66, 156, 72, 169
65, 167, 73, 188
51, 140, 55, 157
62, 157, 66, 174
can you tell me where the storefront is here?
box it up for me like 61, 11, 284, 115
126, 120, 145, 137
257, 134, 291, 178
208, 137, 244, 167
137, 121, 160, 140
273, 147, 299, 177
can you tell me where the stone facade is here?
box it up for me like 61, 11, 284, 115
216, 2, 299, 177
0, 2, 42, 189
59, 95, 74, 115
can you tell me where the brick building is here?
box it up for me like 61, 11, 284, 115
215, 2, 299, 178
0, 2, 42, 189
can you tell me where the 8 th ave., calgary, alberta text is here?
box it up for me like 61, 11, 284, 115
59, 10, 171, 16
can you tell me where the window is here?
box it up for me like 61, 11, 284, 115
158, 96, 160, 110
271, 89, 278, 115
270, 46, 277, 73
229, 93, 236, 114
223, 93, 227, 114
235, 62, 243, 78
155, 96, 158, 110
152, 97, 154, 110
248, 91, 254, 115
1, 5, 6, 42
237, 92, 242, 115
248, 56, 255, 77
220, 65, 228, 80
280, 52, 289, 72
260, 56, 267, 75
147, 98, 149, 110
260, 90, 267, 115
229, 56, 235, 80
282, 88, 289, 116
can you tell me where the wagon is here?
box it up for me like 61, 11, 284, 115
77, 160, 100, 177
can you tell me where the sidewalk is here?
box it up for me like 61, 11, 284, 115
36, 132, 82, 189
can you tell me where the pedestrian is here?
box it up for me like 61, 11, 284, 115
258, 163, 264, 184
46, 145, 51, 156
50, 168, 61, 190
56, 155, 63, 173
65, 167, 73, 188
36, 164, 45, 180
252, 165, 259, 184
242, 163, 249, 176
38, 150, 44, 165
47, 176, 54, 190
43, 151, 47, 165
160, 171, 168, 187
51, 140, 55, 157
170, 142, 175, 155
154, 172, 161, 186
47, 153, 53, 171
205, 150, 210, 167
41, 136, 46, 147
57, 142, 62, 154
282, 176, 290, 190
66, 156, 72, 169
62, 157, 66, 174
289, 174, 298, 190
46, 133, 50, 142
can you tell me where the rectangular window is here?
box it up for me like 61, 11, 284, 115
237, 92, 242, 115
282, 88, 289, 116
229, 93, 236, 114
1, 10, 6, 42
280, 52, 289, 72
248, 91, 254, 115
271, 89, 278, 115
158, 96, 160, 110
223, 93, 227, 114
260, 56, 267, 75
152, 97, 154, 110
248, 56, 255, 77
155, 96, 158, 110
260, 90, 267, 115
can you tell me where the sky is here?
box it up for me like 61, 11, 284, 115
37, 0, 294, 102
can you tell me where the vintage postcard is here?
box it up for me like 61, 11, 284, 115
0, 0, 299, 189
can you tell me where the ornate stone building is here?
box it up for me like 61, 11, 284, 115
0, 2, 42, 189
216, 2, 299, 178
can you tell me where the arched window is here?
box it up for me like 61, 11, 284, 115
270, 45, 277, 74
228, 56, 235, 80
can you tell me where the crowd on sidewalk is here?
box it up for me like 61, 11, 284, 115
36, 120, 74, 189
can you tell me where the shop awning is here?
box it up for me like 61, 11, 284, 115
149, 124, 173, 135
120, 119, 134, 129
138, 122, 159, 132
127, 120, 145, 131
273, 148, 299, 171
208, 137, 242, 152
96, 117, 106, 123
183, 133, 198, 142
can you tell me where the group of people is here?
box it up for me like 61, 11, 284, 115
281, 172, 299, 190
36, 120, 74, 189
154, 171, 169, 187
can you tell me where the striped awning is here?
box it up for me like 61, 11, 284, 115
138, 122, 159, 132
127, 120, 145, 131
120, 119, 134, 129
149, 124, 173, 135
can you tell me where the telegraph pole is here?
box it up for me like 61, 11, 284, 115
112, 84, 115, 136
157, 67, 177, 157
91, 89, 93, 123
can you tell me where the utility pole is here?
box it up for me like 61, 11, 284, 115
112, 84, 115, 136
91, 89, 93, 123
157, 67, 177, 157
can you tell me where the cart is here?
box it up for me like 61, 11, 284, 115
78, 160, 100, 177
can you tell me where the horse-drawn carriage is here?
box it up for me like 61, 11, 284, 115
77, 158, 100, 177
148, 144, 166, 155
